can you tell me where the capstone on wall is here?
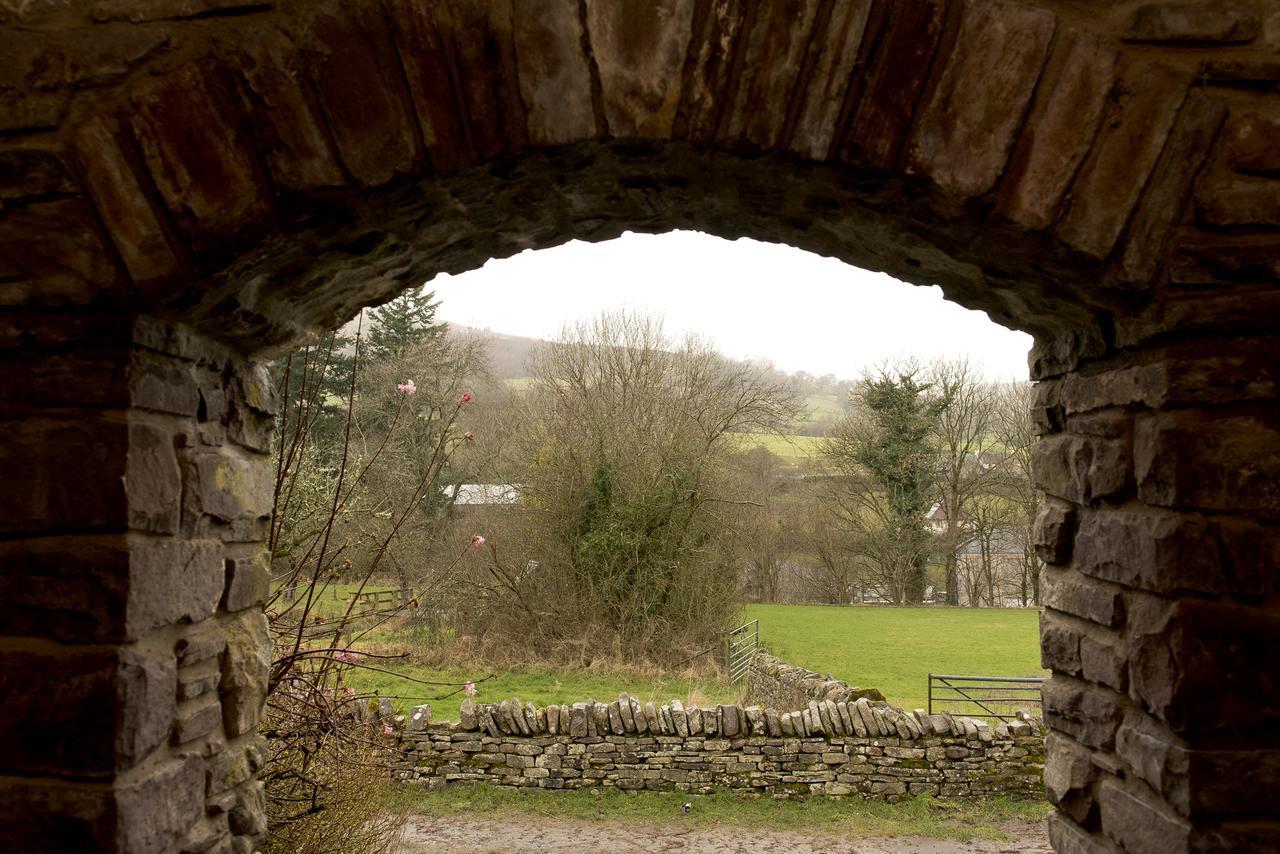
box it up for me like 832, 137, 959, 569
390, 693, 1044, 800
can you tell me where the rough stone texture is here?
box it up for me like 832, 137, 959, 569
0, 319, 271, 851
907, 0, 1056, 198
997, 32, 1117, 230
585, 0, 695, 138
2, 2, 1279, 850
744, 654, 886, 711
392, 696, 1044, 800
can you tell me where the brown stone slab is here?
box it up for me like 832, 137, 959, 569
129, 63, 272, 257
838, 0, 948, 171
446, 0, 527, 158
906, 0, 1056, 198
723, 0, 823, 149
72, 116, 184, 292
676, 0, 750, 143
385, 0, 477, 173
232, 35, 347, 194
1225, 110, 1280, 174
586, 0, 696, 138
1123, 2, 1260, 44
997, 31, 1117, 230
1194, 175, 1280, 227
0, 198, 123, 306
1116, 92, 1223, 286
788, 0, 873, 160
307, 6, 423, 187
0, 149, 76, 199
1116, 90, 1226, 285
1168, 231, 1280, 284
513, 0, 596, 146
1055, 59, 1188, 259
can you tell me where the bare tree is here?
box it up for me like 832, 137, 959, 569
992, 381, 1043, 605
794, 493, 862, 604
930, 359, 1002, 605
734, 445, 790, 603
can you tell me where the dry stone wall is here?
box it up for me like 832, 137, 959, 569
390, 693, 1044, 800
744, 653, 887, 711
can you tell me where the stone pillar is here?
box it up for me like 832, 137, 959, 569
1032, 334, 1280, 852
0, 314, 276, 852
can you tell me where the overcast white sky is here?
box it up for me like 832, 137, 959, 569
427, 231, 1032, 382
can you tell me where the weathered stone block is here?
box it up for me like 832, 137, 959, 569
72, 115, 184, 291
512, 0, 595, 145
1099, 777, 1191, 852
1136, 411, 1280, 518
1032, 433, 1131, 504
907, 0, 1055, 198
128, 63, 272, 256
788, 0, 873, 159
1042, 676, 1122, 751
1041, 570, 1124, 629
1225, 110, 1280, 174
1073, 508, 1223, 594
723, 0, 822, 149
1124, 3, 1260, 43
305, 5, 423, 187
1129, 599, 1280, 734
998, 32, 1116, 229
839, 0, 948, 169
1034, 499, 1078, 566
220, 611, 270, 737
1055, 59, 1187, 258
131, 537, 226, 632
1116, 89, 1226, 284
585, 0, 695, 139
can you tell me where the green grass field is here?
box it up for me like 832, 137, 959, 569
324, 597, 1041, 720
730, 432, 824, 462
744, 604, 1046, 712
400, 786, 1050, 842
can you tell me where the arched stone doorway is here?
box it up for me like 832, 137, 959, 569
1, 1, 1276, 850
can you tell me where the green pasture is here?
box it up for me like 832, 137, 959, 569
401, 786, 1050, 842
286, 584, 1043, 721
743, 604, 1046, 712
729, 432, 824, 462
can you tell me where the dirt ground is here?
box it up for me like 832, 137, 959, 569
396, 815, 1052, 853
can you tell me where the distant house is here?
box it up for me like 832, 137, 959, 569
956, 527, 1033, 607
442, 483, 521, 526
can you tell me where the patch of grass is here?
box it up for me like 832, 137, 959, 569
730, 432, 825, 462
397, 785, 1050, 842
745, 604, 1046, 712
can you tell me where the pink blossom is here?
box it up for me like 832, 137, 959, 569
383, 724, 394, 735
334, 650, 358, 662
463, 431, 475, 441
471, 534, 486, 546
460, 390, 473, 405
397, 379, 417, 395
464, 681, 477, 697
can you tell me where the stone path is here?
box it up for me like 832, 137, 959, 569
396, 815, 1052, 853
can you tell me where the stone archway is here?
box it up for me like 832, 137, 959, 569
1, 1, 1277, 850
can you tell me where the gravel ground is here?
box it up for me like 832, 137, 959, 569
396, 815, 1052, 853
